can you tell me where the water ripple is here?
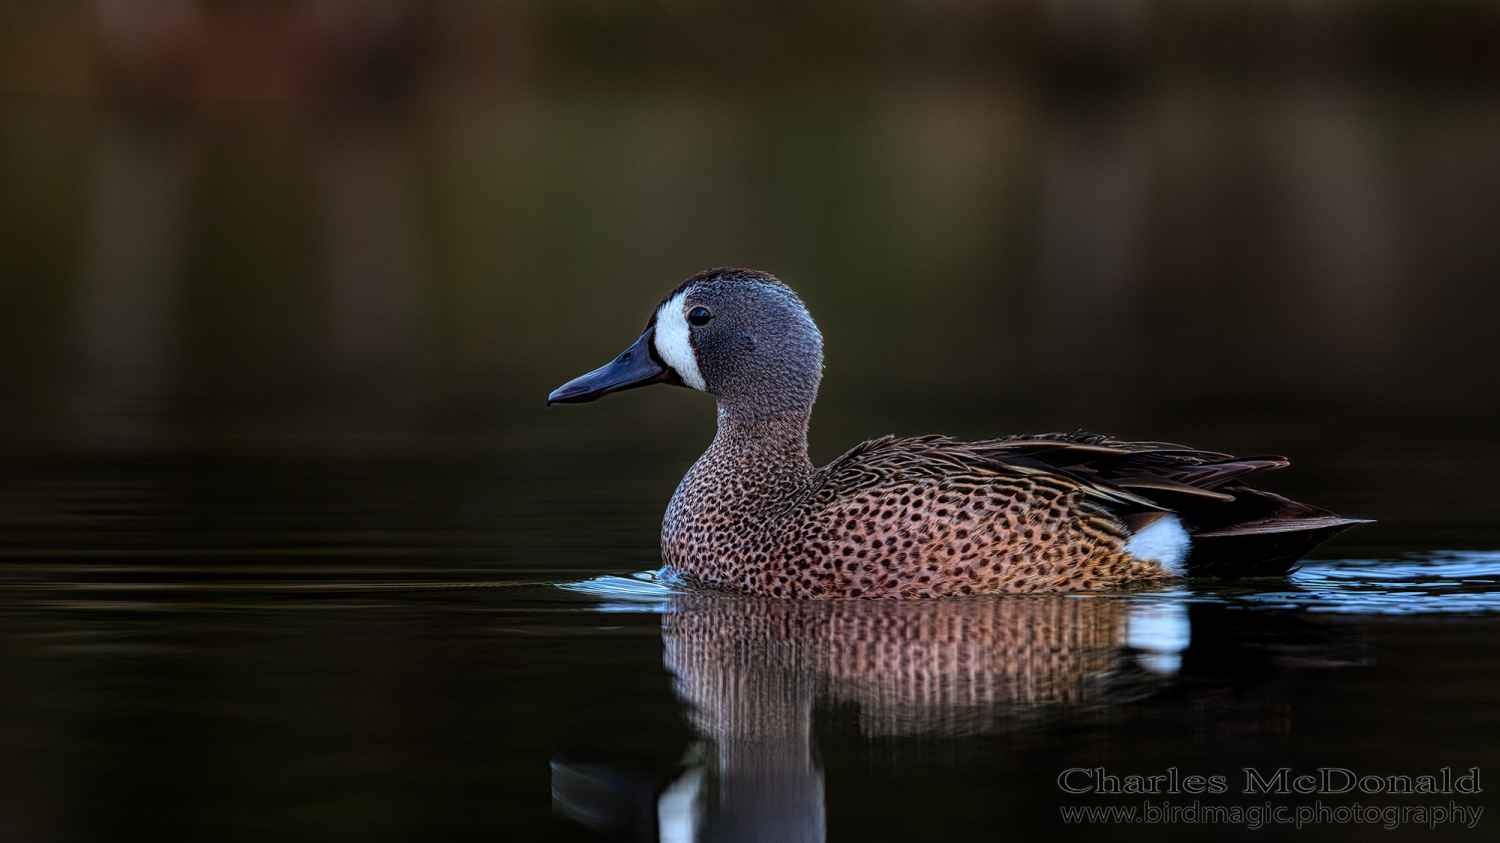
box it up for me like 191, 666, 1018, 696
1239, 551, 1500, 615
556, 568, 684, 612
558, 552, 1500, 617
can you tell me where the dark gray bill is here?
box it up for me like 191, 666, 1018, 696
547, 328, 671, 405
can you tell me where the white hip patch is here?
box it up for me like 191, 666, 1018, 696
1124, 514, 1190, 575
653, 291, 706, 391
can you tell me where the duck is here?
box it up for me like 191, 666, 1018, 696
548, 268, 1367, 599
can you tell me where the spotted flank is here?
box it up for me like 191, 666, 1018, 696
550, 268, 1369, 598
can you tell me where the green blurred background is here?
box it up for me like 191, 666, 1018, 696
2, 0, 1499, 559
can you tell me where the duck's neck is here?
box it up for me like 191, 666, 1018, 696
698, 404, 815, 507
663, 403, 814, 576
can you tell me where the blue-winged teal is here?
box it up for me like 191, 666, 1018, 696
549, 268, 1367, 598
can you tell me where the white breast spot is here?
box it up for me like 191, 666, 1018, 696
653, 291, 707, 391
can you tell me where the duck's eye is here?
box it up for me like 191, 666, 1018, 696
688, 307, 712, 326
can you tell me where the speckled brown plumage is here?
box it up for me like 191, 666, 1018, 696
551, 268, 1369, 598
663, 431, 1176, 597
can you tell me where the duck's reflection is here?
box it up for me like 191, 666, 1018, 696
555, 592, 1189, 841
679, 595, 1178, 842
665, 593, 1167, 743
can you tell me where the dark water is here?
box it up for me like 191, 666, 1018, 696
3, 525, 1500, 843
1, 431, 1497, 843
4, 2, 1500, 841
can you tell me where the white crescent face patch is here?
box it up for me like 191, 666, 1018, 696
653, 291, 707, 392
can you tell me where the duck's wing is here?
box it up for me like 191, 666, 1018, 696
967, 431, 1289, 505
807, 434, 1161, 513
812, 432, 1369, 577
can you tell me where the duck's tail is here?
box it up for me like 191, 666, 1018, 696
972, 432, 1371, 578
1174, 485, 1372, 577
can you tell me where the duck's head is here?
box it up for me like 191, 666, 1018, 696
548, 268, 824, 421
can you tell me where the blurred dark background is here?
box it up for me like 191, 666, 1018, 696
2, 5, 1500, 842
2, 0, 1499, 566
